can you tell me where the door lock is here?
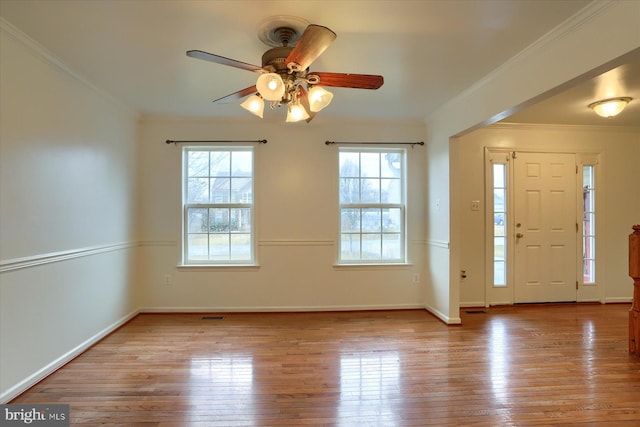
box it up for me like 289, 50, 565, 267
516, 232, 524, 238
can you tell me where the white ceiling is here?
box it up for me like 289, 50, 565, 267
1, 0, 637, 126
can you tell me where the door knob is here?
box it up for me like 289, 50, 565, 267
516, 232, 524, 238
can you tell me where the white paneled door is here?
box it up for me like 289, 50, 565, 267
513, 152, 577, 303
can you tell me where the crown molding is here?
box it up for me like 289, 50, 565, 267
0, 17, 138, 119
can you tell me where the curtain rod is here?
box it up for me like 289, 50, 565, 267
325, 141, 424, 148
166, 139, 267, 145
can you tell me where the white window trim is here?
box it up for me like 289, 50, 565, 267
337, 147, 408, 265
180, 146, 257, 267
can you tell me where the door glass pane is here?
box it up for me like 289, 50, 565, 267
493, 163, 507, 287
582, 165, 596, 283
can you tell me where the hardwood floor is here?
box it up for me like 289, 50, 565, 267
11, 304, 640, 426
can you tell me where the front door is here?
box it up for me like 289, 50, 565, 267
513, 152, 577, 303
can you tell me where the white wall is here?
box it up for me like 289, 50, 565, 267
0, 22, 139, 401
456, 124, 640, 307
137, 118, 427, 312
425, 0, 640, 323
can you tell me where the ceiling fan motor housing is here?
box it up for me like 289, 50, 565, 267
261, 47, 294, 72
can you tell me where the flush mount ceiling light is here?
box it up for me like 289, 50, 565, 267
588, 97, 632, 118
186, 16, 384, 123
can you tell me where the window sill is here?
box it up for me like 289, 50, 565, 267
177, 264, 260, 272
333, 263, 413, 270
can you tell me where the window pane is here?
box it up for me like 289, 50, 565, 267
338, 148, 405, 264
361, 178, 380, 203
362, 208, 381, 232
339, 152, 359, 177
230, 234, 251, 259
361, 152, 380, 177
230, 208, 251, 232
341, 208, 360, 232
382, 233, 401, 259
381, 178, 401, 203
188, 178, 209, 203
341, 234, 361, 260
188, 152, 209, 177
232, 151, 252, 176
188, 234, 208, 260
382, 208, 401, 232
209, 208, 229, 232
231, 178, 252, 203
187, 208, 208, 233
362, 234, 382, 259
209, 234, 229, 260
381, 152, 401, 178
183, 147, 254, 265
340, 178, 360, 204
210, 152, 230, 177
210, 177, 230, 203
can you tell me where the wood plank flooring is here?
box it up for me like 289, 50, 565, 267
11, 304, 640, 426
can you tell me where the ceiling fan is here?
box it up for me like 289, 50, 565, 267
186, 17, 384, 122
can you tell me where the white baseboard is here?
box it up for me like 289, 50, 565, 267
425, 304, 462, 325
604, 297, 633, 304
0, 309, 139, 404
139, 304, 424, 313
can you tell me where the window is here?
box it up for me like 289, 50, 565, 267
182, 147, 254, 264
582, 165, 595, 283
339, 149, 405, 263
492, 163, 507, 286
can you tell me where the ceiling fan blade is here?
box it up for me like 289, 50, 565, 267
285, 25, 337, 71
212, 85, 257, 104
310, 72, 384, 89
298, 87, 317, 123
187, 50, 266, 73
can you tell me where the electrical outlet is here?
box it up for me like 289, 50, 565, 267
471, 200, 480, 211
412, 273, 420, 283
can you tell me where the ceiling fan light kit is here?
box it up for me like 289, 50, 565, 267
240, 95, 264, 118
186, 16, 384, 123
588, 96, 632, 118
